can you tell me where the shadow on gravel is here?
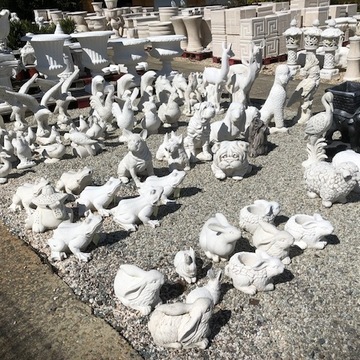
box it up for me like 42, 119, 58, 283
273, 268, 294, 286
325, 234, 340, 246
157, 203, 181, 220
160, 281, 186, 302
208, 309, 232, 345
8, 168, 36, 179
180, 186, 202, 198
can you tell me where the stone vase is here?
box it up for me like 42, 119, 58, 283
170, 16, 188, 50
105, 0, 117, 10
49, 10, 63, 25
30, 33, 70, 80
182, 15, 203, 52
91, 2, 103, 16
85, 15, 107, 31
148, 35, 186, 76
67, 11, 89, 32
71, 30, 113, 76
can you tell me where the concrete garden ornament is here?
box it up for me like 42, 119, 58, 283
210, 102, 246, 144
174, 247, 197, 284
35, 136, 66, 163
186, 268, 222, 306
158, 88, 181, 128
140, 97, 162, 135
56, 167, 93, 196
117, 129, 154, 187
65, 127, 102, 158
284, 213, 334, 250
112, 97, 135, 135
260, 64, 292, 133
0, 151, 11, 184
148, 297, 213, 349
225, 249, 285, 295
302, 138, 359, 207
184, 102, 216, 163
139, 170, 186, 205
76, 177, 121, 217
239, 200, 281, 234
25, 184, 72, 233
12, 133, 36, 169
211, 140, 252, 180
114, 264, 165, 315
252, 221, 294, 265
199, 213, 242, 262
48, 210, 103, 262
332, 150, 360, 192
110, 186, 163, 232
9, 177, 50, 214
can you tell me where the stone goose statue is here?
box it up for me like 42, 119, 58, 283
305, 92, 334, 144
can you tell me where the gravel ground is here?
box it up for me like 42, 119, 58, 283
1, 66, 359, 359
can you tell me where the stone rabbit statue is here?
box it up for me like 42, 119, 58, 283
174, 247, 197, 284
199, 213, 242, 262
148, 297, 213, 349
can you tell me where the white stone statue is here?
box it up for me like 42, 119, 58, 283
156, 131, 190, 172
202, 42, 234, 113
184, 101, 216, 163
287, 52, 320, 124
76, 177, 121, 217
0, 151, 11, 184
65, 127, 102, 158
20, 41, 36, 66
140, 96, 162, 135
210, 102, 246, 144
25, 184, 72, 233
260, 64, 292, 133
302, 138, 359, 208
252, 221, 295, 265
35, 136, 66, 163
225, 249, 285, 295
186, 268, 222, 306
171, 72, 187, 101
304, 92, 334, 145
154, 74, 173, 104
211, 140, 252, 180
114, 264, 165, 315
227, 40, 264, 106
112, 97, 135, 138
89, 84, 115, 128
48, 210, 103, 262
55, 167, 93, 196
174, 247, 197, 284
9, 177, 50, 214
284, 213, 334, 250
158, 88, 181, 128
117, 129, 154, 187
139, 169, 186, 205
36, 126, 60, 146
239, 199, 281, 234
183, 72, 200, 116
148, 297, 213, 349
111, 186, 163, 232
199, 212, 242, 262
12, 133, 36, 169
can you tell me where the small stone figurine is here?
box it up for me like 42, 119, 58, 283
174, 247, 197, 284
117, 129, 154, 187
260, 64, 292, 133
284, 213, 334, 250
199, 213, 242, 262
148, 297, 213, 349
114, 264, 165, 315
0, 152, 11, 184
48, 210, 103, 262
225, 249, 285, 295
56, 167, 93, 196
184, 102, 216, 163
211, 140, 252, 180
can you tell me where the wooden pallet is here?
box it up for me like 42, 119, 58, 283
213, 54, 288, 65
182, 50, 212, 61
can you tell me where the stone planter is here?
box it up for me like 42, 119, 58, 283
170, 16, 188, 50
67, 11, 89, 32
148, 35, 186, 76
30, 33, 70, 80
85, 15, 107, 31
71, 30, 113, 76
109, 37, 149, 83
91, 2, 103, 16
159, 7, 178, 22
105, 0, 117, 10
148, 21, 174, 37
33, 9, 49, 21
49, 10, 63, 25
182, 15, 203, 52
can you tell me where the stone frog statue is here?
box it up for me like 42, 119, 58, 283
56, 167, 93, 196
225, 249, 285, 295
48, 210, 103, 262
114, 264, 165, 315
110, 186, 163, 232
117, 129, 154, 187
25, 184, 72, 233
211, 140, 252, 180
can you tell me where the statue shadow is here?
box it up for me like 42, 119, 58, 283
196, 259, 213, 281
234, 236, 256, 253
247, 164, 262, 177
8, 168, 36, 179
160, 281, 186, 302
273, 268, 294, 286
154, 167, 171, 177
289, 246, 304, 260
208, 309, 232, 344
345, 191, 360, 204
218, 282, 234, 303
97, 230, 129, 247
180, 186, 202, 198
156, 203, 181, 220
325, 234, 340, 246
274, 214, 289, 227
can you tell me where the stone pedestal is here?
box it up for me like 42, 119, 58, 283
344, 36, 360, 81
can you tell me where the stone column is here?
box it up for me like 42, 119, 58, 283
344, 34, 360, 81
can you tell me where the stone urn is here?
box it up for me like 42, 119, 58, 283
109, 37, 149, 83
182, 15, 203, 52
159, 7, 179, 21
67, 11, 89, 32
148, 35, 186, 76
49, 10, 63, 25
91, 2, 103, 16
105, 0, 117, 10
85, 15, 107, 31
148, 21, 174, 37
30, 33, 70, 80
70, 30, 113, 76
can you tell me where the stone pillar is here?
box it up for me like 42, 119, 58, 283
344, 35, 360, 81
283, 19, 302, 74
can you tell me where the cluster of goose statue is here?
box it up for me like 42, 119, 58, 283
2, 34, 360, 351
